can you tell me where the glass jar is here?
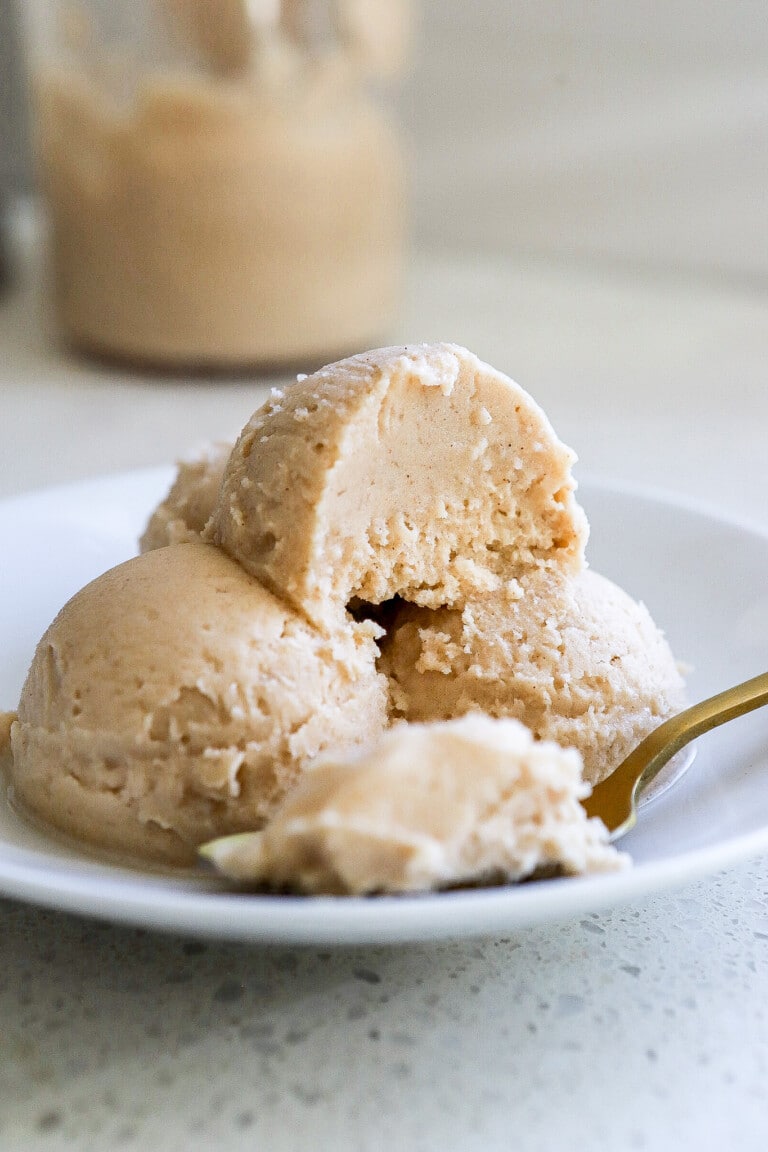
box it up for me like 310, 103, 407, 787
19, 1, 409, 370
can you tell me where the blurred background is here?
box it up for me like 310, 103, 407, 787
400, 1, 768, 285
3, 0, 766, 286
0, 1, 27, 197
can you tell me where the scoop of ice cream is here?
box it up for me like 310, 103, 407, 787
8, 543, 387, 865
201, 715, 627, 893
379, 569, 686, 786
140, 442, 232, 552
207, 344, 588, 629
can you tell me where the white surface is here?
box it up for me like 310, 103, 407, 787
3, 472, 768, 945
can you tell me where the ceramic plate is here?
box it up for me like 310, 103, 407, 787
1, 469, 767, 944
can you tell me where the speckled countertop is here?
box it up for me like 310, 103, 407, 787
2, 865, 767, 1150
2, 234, 768, 1149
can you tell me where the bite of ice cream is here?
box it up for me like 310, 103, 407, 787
202, 715, 628, 894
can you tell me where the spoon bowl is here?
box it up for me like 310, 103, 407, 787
584, 671, 768, 840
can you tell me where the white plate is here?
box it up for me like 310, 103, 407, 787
1, 470, 768, 944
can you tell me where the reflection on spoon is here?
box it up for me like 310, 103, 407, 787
584, 670, 768, 840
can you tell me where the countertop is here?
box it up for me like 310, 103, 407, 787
1, 229, 768, 1150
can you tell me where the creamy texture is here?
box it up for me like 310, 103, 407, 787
379, 569, 686, 786
201, 715, 626, 893
140, 443, 232, 552
207, 343, 588, 628
35, 67, 404, 368
8, 543, 387, 864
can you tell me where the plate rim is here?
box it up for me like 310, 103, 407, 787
0, 822, 767, 945
1, 467, 767, 944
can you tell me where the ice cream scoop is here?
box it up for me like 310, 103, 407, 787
207, 343, 588, 629
200, 715, 627, 893
379, 568, 686, 786
7, 542, 386, 865
140, 443, 232, 552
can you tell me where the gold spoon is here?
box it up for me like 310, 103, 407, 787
584, 671, 768, 840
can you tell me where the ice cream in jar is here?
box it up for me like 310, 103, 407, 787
21, 1, 408, 369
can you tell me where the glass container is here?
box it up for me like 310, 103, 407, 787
19, 1, 409, 369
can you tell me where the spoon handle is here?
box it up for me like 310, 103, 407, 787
583, 670, 768, 839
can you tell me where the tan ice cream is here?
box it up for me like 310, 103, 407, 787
5, 336, 684, 885
379, 569, 686, 786
201, 715, 627, 893
140, 443, 232, 552
207, 344, 589, 628
7, 543, 387, 865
